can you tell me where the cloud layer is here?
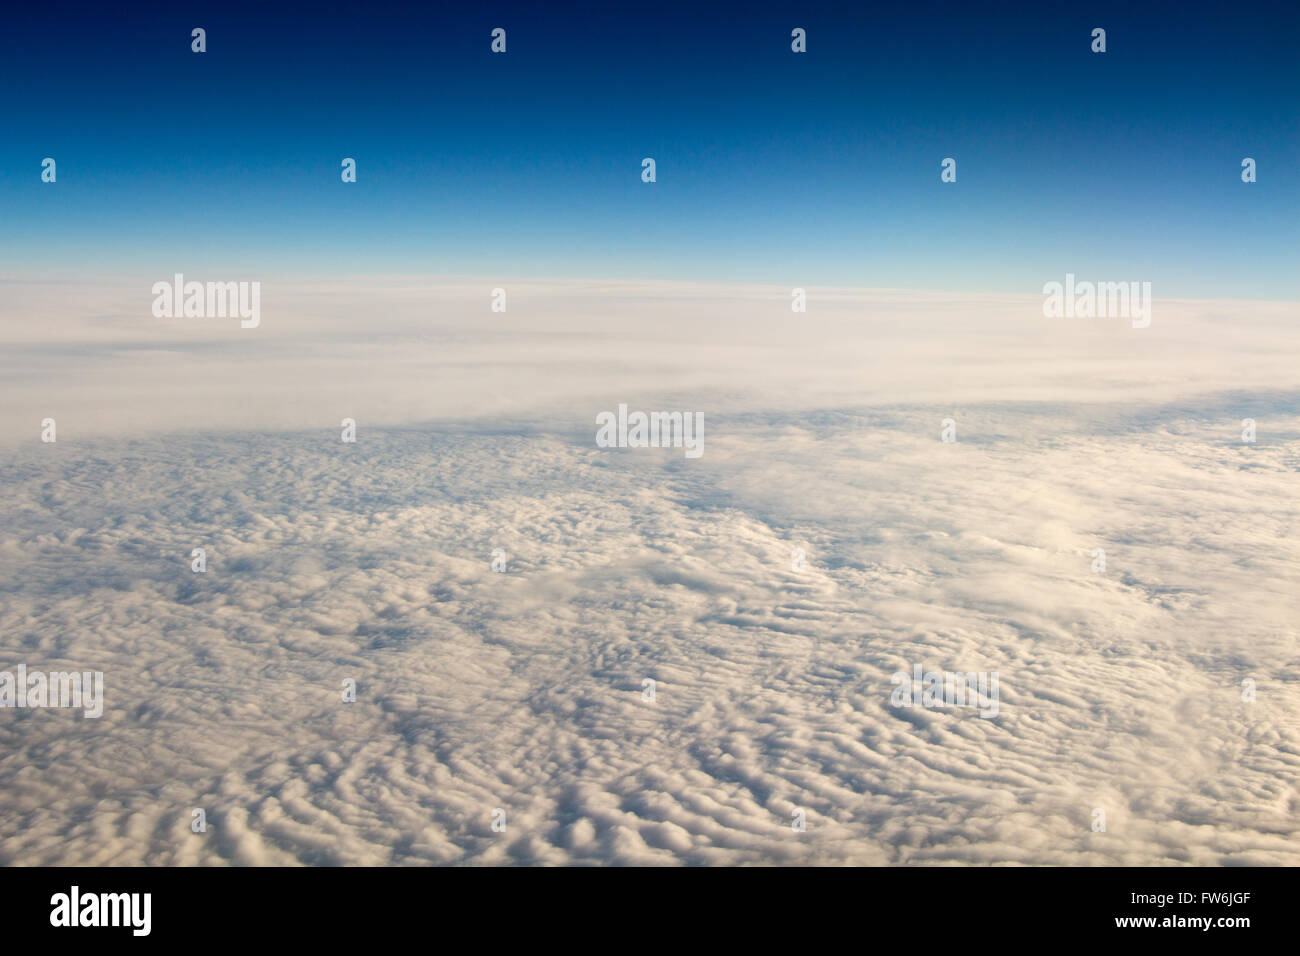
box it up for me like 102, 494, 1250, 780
2, 276, 1296, 442
1, 279, 1296, 864
2, 396, 1297, 864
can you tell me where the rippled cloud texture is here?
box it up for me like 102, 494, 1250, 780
1, 278, 1297, 864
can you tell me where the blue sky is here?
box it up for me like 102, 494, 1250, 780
1, 0, 1296, 298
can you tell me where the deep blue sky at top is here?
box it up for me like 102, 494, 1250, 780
1, 0, 1296, 298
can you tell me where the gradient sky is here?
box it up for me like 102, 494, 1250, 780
1, 0, 1296, 298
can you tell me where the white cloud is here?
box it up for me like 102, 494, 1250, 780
1, 275, 1296, 442
0, 278, 1296, 864
1, 403, 1297, 864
